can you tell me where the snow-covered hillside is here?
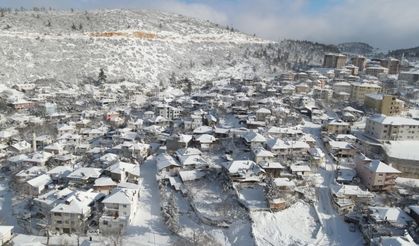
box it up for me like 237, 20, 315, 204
0, 9, 330, 87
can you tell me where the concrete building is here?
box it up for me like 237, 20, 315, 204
323, 53, 347, 69
351, 56, 366, 71
364, 94, 404, 116
255, 108, 271, 121
333, 81, 352, 95
365, 115, 419, 141
280, 72, 295, 81
50, 190, 104, 234
157, 104, 181, 120
380, 58, 400, 75
326, 120, 351, 135
350, 82, 382, 105
365, 66, 388, 77
356, 159, 401, 191
382, 141, 419, 178
100, 183, 139, 233
345, 65, 359, 76
398, 71, 419, 83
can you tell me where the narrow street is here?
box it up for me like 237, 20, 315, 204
303, 120, 363, 246
0, 176, 23, 233
123, 158, 174, 246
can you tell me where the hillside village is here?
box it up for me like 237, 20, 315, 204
0, 8, 419, 246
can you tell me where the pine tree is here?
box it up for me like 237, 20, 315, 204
186, 78, 192, 95
97, 68, 107, 85
169, 72, 176, 87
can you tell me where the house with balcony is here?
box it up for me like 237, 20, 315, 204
99, 183, 140, 234
356, 159, 401, 191
50, 190, 104, 234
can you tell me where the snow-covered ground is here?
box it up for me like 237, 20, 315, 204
236, 185, 268, 210
396, 177, 419, 188
251, 201, 321, 245
0, 10, 331, 87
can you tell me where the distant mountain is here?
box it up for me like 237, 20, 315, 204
337, 42, 374, 55
0, 9, 337, 89
388, 46, 419, 60
279, 39, 340, 65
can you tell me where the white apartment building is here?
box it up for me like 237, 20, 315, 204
157, 104, 181, 120
365, 115, 419, 141
50, 190, 104, 234
99, 183, 140, 233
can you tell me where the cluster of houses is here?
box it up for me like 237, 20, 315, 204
0, 52, 418, 245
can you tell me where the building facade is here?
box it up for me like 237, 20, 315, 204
365, 115, 419, 141
323, 53, 347, 69
350, 82, 382, 105
364, 94, 404, 116
356, 159, 401, 191
351, 56, 366, 71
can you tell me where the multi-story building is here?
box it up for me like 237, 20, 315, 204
365, 66, 388, 77
99, 183, 139, 233
365, 115, 419, 141
50, 190, 104, 234
156, 104, 181, 120
351, 56, 366, 71
356, 158, 401, 191
280, 72, 295, 81
345, 65, 359, 76
323, 53, 347, 69
350, 82, 382, 105
380, 58, 400, 75
332, 81, 352, 95
326, 120, 351, 135
398, 71, 419, 83
364, 94, 404, 116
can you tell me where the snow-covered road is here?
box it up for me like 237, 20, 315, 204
0, 176, 23, 233
123, 159, 175, 246
303, 120, 364, 246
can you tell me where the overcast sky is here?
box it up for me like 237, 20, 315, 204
1, 0, 418, 50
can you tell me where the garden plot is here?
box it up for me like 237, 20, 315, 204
251, 201, 325, 245
183, 172, 248, 226
175, 192, 254, 246
236, 184, 268, 210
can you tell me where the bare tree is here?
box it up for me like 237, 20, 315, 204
108, 225, 124, 246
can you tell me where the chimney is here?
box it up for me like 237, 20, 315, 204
32, 132, 36, 153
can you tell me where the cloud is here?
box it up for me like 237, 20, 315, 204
219, 0, 419, 50
1, 0, 418, 50
144, 0, 228, 24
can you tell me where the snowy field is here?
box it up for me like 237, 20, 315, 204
251, 201, 322, 245
184, 172, 248, 224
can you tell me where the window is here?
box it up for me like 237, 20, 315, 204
57, 220, 62, 224
103, 220, 108, 225
123, 205, 127, 208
